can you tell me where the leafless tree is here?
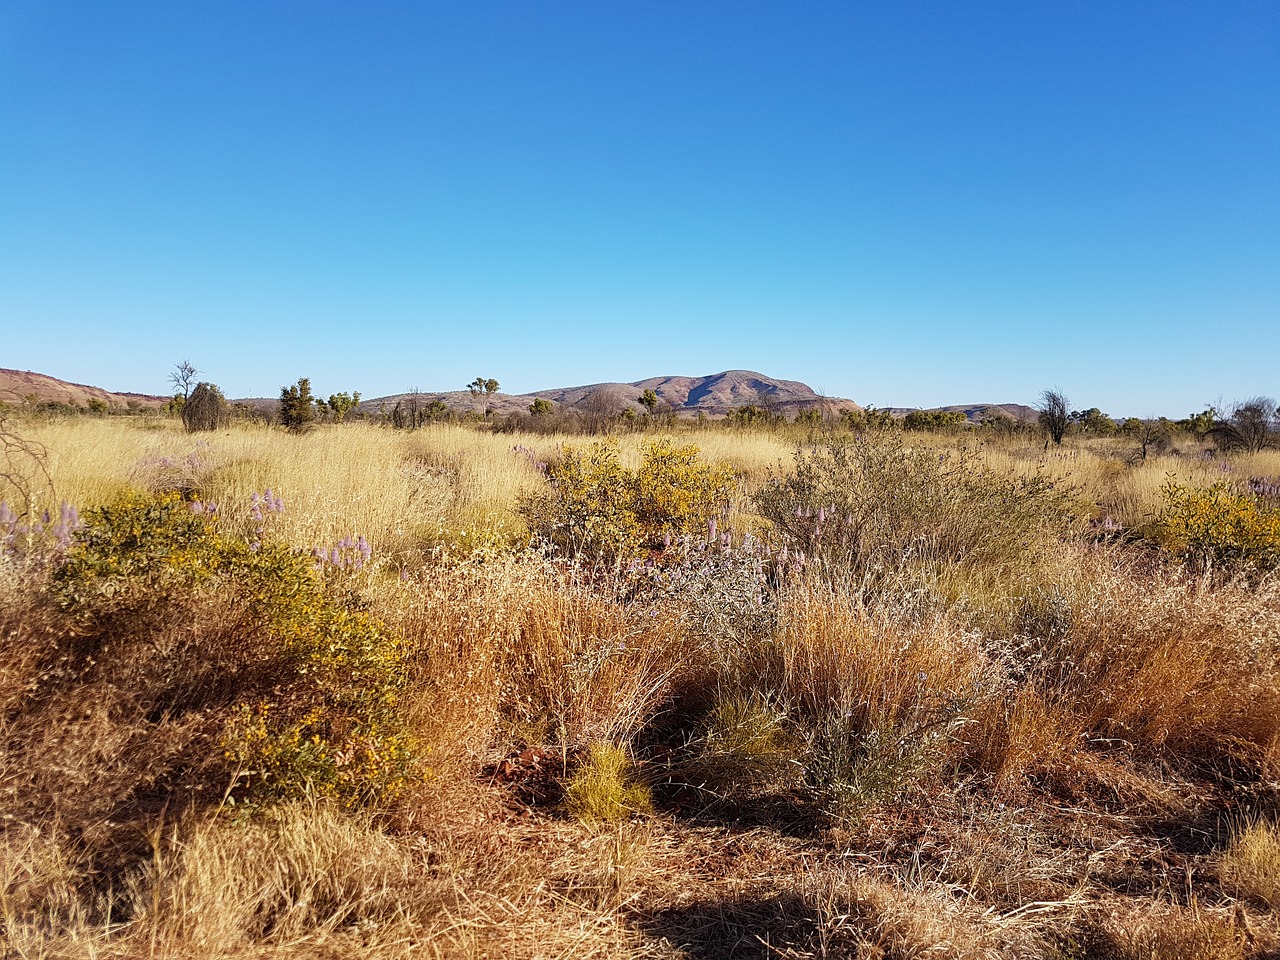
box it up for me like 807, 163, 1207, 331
169, 360, 199, 400
1209, 397, 1277, 453
579, 386, 625, 434
1037, 389, 1070, 445
1, 418, 54, 516
1126, 417, 1171, 462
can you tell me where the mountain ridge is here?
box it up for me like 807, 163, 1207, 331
1, 367, 1040, 422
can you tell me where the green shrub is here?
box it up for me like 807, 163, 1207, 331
522, 438, 734, 563
755, 435, 1077, 582
681, 694, 798, 799
1154, 479, 1280, 573
1218, 819, 1280, 909
55, 491, 419, 806
563, 742, 653, 824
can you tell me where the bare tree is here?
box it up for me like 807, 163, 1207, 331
1124, 417, 1171, 462
1, 418, 53, 517
169, 360, 199, 400
1037, 389, 1070, 445
579, 386, 625, 434
1209, 397, 1277, 454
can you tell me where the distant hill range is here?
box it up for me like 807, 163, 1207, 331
368, 370, 863, 419
0, 368, 168, 411
1, 367, 1039, 423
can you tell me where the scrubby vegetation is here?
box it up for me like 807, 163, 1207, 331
4, 411, 1280, 958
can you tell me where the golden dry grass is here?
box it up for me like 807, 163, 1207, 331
5, 414, 1280, 959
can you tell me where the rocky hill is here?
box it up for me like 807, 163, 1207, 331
0, 369, 167, 411
2, 368, 1042, 424
368, 370, 862, 418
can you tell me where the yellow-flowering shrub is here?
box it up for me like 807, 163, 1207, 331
522, 438, 734, 563
1155, 479, 1280, 573
55, 491, 420, 806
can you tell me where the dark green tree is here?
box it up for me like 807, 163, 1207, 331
529, 397, 554, 416
639, 389, 659, 415
279, 378, 316, 432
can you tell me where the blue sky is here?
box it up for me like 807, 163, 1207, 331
1, 2, 1276, 416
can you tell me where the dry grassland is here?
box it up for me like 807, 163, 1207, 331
4, 415, 1280, 958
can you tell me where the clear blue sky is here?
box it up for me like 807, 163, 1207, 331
1, 2, 1276, 416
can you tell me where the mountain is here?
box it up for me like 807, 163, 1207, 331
0, 369, 168, 411
367, 370, 863, 418
1, 367, 1040, 423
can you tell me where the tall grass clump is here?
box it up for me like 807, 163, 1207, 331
1017, 554, 1280, 768
563, 742, 654, 825
773, 582, 997, 823
755, 434, 1078, 590
1218, 819, 1280, 909
501, 583, 690, 749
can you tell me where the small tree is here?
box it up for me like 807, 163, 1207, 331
639, 389, 659, 416
485, 379, 499, 397
182, 382, 229, 433
327, 391, 361, 424
529, 398, 554, 416
1069, 407, 1118, 436
1037, 389, 1070, 445
795, 407, 823, 427
279, 378, 316, 432
1180, 407, 1218, 440
580, 387, 625, 435
169, 360, 199, 401
1123, 417, 1171, 462
1209, 397, 1278, 454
